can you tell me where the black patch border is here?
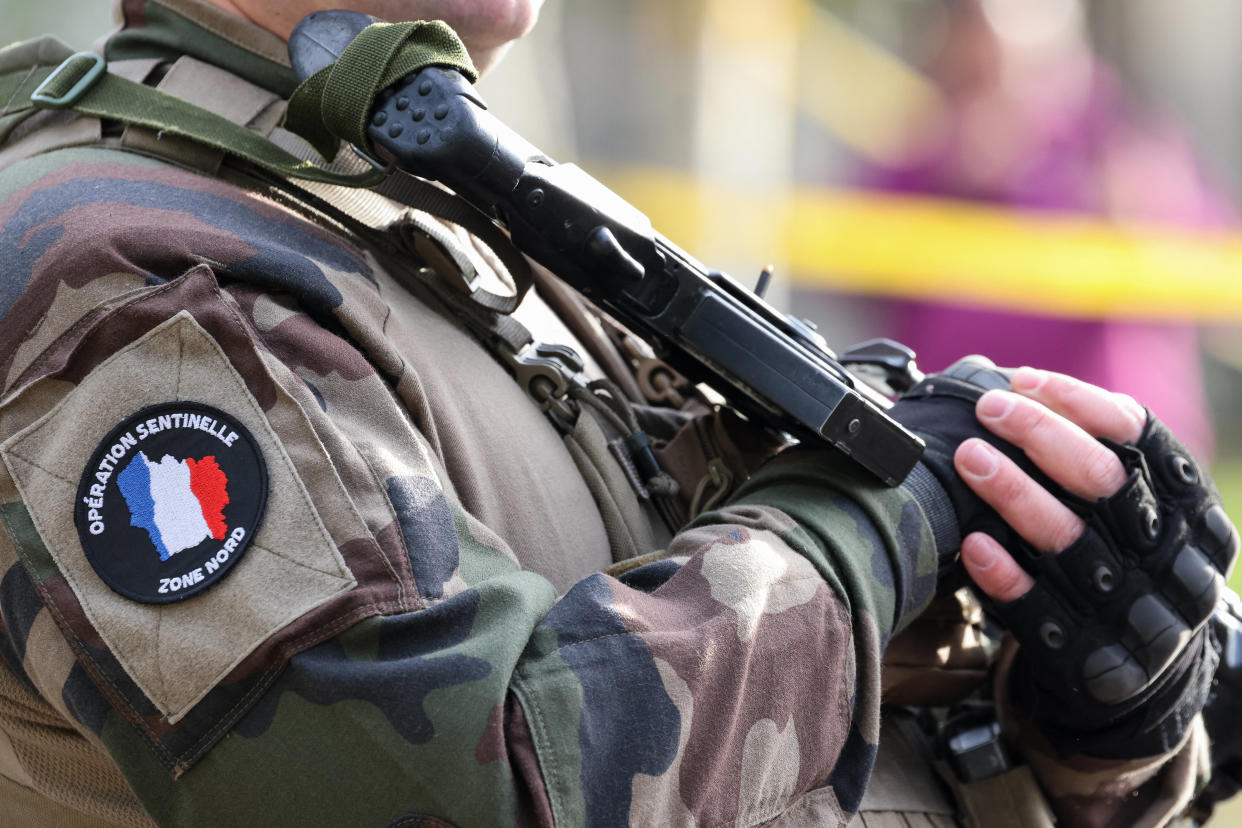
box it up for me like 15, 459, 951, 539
74, 401, 268, 604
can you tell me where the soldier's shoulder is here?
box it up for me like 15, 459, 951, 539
0, 144, 242, 231
0, 143, 175, 196
0, 145, 238, 280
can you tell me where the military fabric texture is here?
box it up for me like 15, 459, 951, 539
0, 2, 1202, 827
0, 137, 941, 828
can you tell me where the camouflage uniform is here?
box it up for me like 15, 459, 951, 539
0, 2, 1207, 826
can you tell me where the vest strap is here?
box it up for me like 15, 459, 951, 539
7, 50, 383, 186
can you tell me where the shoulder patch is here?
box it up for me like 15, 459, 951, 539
75, 402, 267, 603
1, 308, 358, 727
0, 251, 419, 779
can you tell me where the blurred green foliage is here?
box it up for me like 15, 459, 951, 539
1212, 459, 1242, 593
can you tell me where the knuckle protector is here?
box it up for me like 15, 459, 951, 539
999, 413, 1234, 757
1134, 416, 1239, 578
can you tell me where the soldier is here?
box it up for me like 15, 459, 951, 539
0, 1, 1230, 826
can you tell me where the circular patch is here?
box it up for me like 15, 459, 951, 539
75, 402, 268, 604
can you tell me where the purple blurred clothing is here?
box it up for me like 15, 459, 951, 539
867, 67, 1230, 460
892, 302, 1211, 459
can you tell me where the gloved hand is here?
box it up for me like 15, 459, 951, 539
888, 355, 1049, 572
936, 365, 1237, 759
1001, 414, 1231, 757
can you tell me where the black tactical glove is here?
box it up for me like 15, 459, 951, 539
890, 356, 1238, 758
998, 415, 1234, 758
888, 355, 1048, 572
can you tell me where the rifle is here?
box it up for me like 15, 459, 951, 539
287, 22, 1242, 811
288, 12, 925, 487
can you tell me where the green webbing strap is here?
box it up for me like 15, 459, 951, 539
285, 20, 477, 161
0, 36, 74, 143
379, 171, 531, 313
0, 66, 51, 143
6, 21, 474, 188
7, 52, 384, 187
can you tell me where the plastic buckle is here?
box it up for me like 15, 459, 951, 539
30, 52, 106, 109
945, 720, 1011, 783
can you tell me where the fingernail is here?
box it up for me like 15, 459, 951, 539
958, 441, 998, 478
1011, 366, 1045, 393
1117, 394, 1147, 433
978, 391, 1015, 420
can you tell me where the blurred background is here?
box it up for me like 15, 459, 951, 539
6, 0, 1242, 818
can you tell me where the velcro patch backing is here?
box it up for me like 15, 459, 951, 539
1, 312, 357, 723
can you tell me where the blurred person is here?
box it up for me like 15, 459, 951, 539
0, 1, 1235, 826
864, 0, 1230, 461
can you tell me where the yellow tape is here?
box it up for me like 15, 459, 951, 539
600, 167, 1242, 321
794, 9, 945, 166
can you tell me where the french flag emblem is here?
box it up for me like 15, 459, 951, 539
78, 402, 266, 604
117, 452, 230, 560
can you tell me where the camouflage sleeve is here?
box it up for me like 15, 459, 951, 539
0, 148, 946, 827
87, 425, 942, 827
995, 640, 1210, 828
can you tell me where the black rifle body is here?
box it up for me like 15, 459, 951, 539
289, 15, 924, 485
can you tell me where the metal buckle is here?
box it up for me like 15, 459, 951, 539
30, 52, 106, 109
944, 719, 1010, 783
506, 341, 586, 432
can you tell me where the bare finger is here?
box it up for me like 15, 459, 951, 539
955, 439, 1085, 553
962, 532, 1034, 602
976, 389, 1129, 500
1009, 366, 1145, 443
